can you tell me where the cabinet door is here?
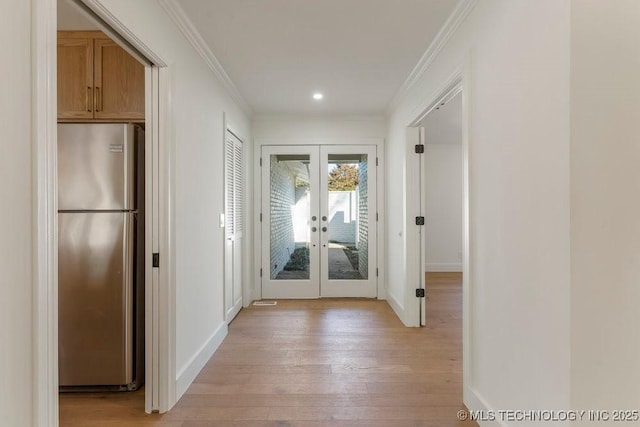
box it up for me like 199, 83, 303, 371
94, 39, 145, 120
57, 37, 94, 119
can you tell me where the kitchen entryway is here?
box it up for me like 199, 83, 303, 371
261, 145, 377, 299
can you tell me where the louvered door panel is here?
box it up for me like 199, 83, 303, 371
225, 137, 235, 237
233, 140, 243, 237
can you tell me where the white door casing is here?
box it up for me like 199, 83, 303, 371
33, 1, 175, 424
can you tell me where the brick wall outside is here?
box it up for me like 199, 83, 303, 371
358, 157, 369, 278
269, 160, 296, 279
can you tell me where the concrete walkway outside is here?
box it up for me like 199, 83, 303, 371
274, 243, 364, 280
328, 243, 363, 280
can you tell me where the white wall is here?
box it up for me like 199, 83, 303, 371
421, 94, 463, 272
387, 0, 571, 421
570, 0, 640, 420
328, 192, 357, 243
57, 0, 99, 30
252, 115, 386, 140
0, 1, 33, 425
97, 0, 252, 403
424, 144, 462, 272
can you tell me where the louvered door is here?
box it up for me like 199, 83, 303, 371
224, 130, 244, 322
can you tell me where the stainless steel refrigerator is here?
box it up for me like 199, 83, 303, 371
58, 123, 144, 391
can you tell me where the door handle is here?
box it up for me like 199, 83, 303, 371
322, 216, 327, 221
95, 87, 101, 112
311, 227, 317, 232
322, 227, 327, 232
312, 216, 317, 221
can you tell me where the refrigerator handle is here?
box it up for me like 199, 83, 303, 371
124, 125, 136, 210
123, 213, 135, 383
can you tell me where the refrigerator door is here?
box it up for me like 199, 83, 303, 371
58, 123, 135, 211
58, 212, 134, 387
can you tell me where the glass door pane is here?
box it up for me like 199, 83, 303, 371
269, 153, 311, 280
326, 154, 368, 280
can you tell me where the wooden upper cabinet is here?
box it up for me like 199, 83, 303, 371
94, 39, 145, 120
57, 36, 94, 120
57, 32, 144, 121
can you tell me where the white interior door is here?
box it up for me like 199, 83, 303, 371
224, 129, 244, 321
319, 145, 377, 297
406, 127, 427, 326
261, 145, 377, 299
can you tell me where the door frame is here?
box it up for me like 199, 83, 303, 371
32, 0, 174, 425
404, 62, 471, 401
253, 138, 385, 302
413, 83, 462, 327
223, 115, 246, 321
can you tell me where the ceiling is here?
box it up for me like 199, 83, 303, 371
56, 0, 460, 116
420, 91, 462, 145
176, 0, 460, 116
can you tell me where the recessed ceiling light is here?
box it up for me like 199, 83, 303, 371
313, 93, 323, 100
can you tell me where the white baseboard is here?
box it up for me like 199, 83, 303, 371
175, 322, 228, 399
386, 290, 416, 327
464, 385, 505, 427
425, 262, 462, 272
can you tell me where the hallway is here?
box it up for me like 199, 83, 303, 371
59, 273, 475, 426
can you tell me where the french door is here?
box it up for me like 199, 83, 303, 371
261, 145, 377, 298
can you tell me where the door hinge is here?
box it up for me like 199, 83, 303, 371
376, 157, 379, 166
152, 253, 160, 268
260, 268, 263, 277
376, 212, 379, 221
416, 288, 425, 298
259, 157, 262, 167
415, 216, 425, 226
415, 144, 424, 154
260, 213, 263, 222
376, 268, 379, 277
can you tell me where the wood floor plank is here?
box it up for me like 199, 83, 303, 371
59, 273, 476, 426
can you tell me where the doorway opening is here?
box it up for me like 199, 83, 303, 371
418, 90, 464, 326
405, 70, 471, 404
56, 0, 149, 416
260, 145, 378, 299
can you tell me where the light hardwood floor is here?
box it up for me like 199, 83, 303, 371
60, 272, 476, 426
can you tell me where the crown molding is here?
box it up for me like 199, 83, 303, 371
252, 113, 387, 122
386, 0, 478, 115
158, 0, 253, 116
